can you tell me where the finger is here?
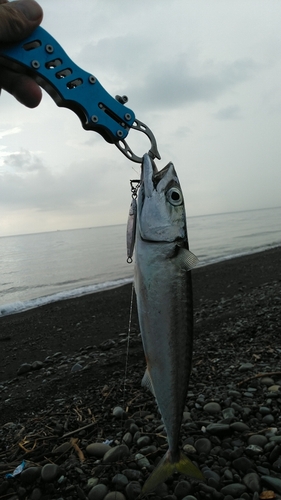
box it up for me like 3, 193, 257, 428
0, 0, 43, 42
0, 67, 42, 107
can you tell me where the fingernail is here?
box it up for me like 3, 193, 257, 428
17, 0, 43, 22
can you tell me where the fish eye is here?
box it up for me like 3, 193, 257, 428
166, 187, 183, 206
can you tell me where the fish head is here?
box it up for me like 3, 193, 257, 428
137, 153, 187, 243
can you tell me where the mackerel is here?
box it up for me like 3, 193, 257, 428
133, 153, 204, 494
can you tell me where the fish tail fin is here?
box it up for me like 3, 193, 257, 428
141, 450, 204, 495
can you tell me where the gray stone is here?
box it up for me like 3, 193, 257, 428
86, 442, 111, 458
238, 363, 254, 372
88, 484, 108, 500
71, 362, 83, 372
112, 473, 129, 490
122, 432, 132, 446
220, 483, 247, 497
248, 434, 267, 448
233, 456, 253, 473
104, 493, 126, 500
262, 414, 275, 424
32, 361, 44, 370
123, 469, 143, 481
103, 444, 129, 464
30, 488, 42, 500
260, 377, 275, 386
125, 481, 142, 500
41, 463, 61, 482
137, 436, 151, 448
113, 406, 125, 418
174, 480, 191, 498
17, 363, 32, 375
261, 476, 281, 494
230, 422, 249, 432
242, 472, 261, 493
52, 442, 72, 454
135, 453, 150, 468
20, 466, 41, 485
194, 438, 212, 455
245, 444, 263, 457
268, 385, 280, 392
203, 402, 221, 414
206, 423, 230, 435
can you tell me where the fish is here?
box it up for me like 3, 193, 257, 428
133, 153, 204, 494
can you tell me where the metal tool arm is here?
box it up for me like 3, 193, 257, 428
0, 26, 160, 163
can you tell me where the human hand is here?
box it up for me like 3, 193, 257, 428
0, 0, 43, 108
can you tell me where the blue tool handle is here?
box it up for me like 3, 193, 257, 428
0, 26, 135, 144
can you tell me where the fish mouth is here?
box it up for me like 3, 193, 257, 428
141, 153, 173, 197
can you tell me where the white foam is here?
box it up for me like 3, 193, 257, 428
0, 277, 133, 317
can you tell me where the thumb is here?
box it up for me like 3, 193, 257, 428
0, 0, 43, 43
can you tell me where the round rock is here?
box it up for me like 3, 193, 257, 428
195, 438, 212, 455
220, 483, 247, 497
20, 466, 41, 485
41, 463, 61, 482
203, 402, 221, 414
243, 472, 261, 493
248, 434, 268, 448
103, 444, 129, 464
174, 480, 191, 498
86, 442, 111, 458
88, 484, 108, 500
104, 493, 126, 500
125, 481, 142, 500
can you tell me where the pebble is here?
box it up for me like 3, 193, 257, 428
103, 444, 129, 464
261, 476, 281, 494
135, 453, 150, 468
206, 423, 230, 435
174, 481, 191, 498
86, 442, 111, 458
113, 406, 125, 418
203, 402, 221, 414
20, 466, 41, 485
88, 484, 108, 500
242, 472, 261, 493
195, 438, 212, 455
125, 481, 142, 500
112, 473, 129, 489
238, 363, 254, 372
71, 362, 83, 372
233, 456, 253, 473
104, 493, 126, 500
17, 363, 32, 375
41, 463, 62, 482
248, 434, 268, 447
220, 483, 247, 497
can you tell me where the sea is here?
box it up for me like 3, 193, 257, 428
0, 206, 280, 317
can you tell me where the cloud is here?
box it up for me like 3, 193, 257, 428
3, 149, 45, 172
214, 105, 242, 120
127, 56, 259, 110
0, 127, 21, 139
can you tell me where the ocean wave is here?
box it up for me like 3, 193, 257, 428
0, 277, 133, 317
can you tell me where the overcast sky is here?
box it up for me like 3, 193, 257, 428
1, 0, 281, 236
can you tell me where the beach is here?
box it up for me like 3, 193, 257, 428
0, 246, 281, 497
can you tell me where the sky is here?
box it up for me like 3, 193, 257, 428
1, 0, 281, 236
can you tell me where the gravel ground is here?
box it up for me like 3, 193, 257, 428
0, 247, 280, 499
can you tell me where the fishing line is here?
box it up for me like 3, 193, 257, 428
122, 281, 135, 416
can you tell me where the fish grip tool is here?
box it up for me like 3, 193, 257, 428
0, 26, 160, 164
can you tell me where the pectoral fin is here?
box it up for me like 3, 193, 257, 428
177, 247, 199, 270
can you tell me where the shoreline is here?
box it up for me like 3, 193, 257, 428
0, 245, 280, 385
0, 244, 280, 319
